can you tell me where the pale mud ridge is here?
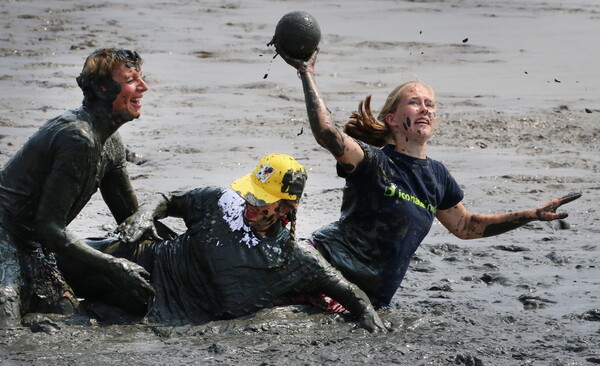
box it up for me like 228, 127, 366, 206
1, 0, 600, 365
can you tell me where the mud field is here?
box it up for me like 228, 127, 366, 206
1, 0, 599, 365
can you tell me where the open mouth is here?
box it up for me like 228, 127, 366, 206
244, 207, 259, 220
131, 97, 142, 108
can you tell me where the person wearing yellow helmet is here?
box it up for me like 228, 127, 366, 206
60, 153, 385, 332
230, 153, 306, 240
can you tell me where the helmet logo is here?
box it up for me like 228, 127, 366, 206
255, 164, 275, 183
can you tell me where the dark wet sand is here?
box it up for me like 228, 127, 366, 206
1, 1, 599, 365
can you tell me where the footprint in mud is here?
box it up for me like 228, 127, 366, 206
455, 354, 484, 366
125, 148, 150, 165
207, 343, 230, 354
545, 251, 570, 264
480, 273, 510, 285
493, 245, 530, 253
579, 309, 600, 321
518, 294, 557, 309
21, 314, 62, 334
427, 283, 453, 292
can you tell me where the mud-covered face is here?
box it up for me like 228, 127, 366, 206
243, 201, 287, 234
387, 83, 437, 141
110, 62, 148, 119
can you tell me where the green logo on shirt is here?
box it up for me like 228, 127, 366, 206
384, 184, 437, 213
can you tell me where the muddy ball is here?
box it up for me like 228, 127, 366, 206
273, 11, 321, 60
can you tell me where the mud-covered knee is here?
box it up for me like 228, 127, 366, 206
0, 286, 19, 304
0, 287, 21, 327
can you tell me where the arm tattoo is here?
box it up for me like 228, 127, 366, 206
320, 128, 346, 157
304, 82, 347, 158
482, 217, 531, 237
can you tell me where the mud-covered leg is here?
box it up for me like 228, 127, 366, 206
20, 247, 79, 317
58, 237, 150, 316
0, 230, 23, 327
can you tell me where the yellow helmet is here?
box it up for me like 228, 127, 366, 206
230, 153, 307, 206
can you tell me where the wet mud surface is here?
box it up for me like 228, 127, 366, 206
1, 0, 599, 365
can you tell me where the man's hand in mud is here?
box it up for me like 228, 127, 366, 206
307, 293, 347, 314
116, 210, 162, 244
358, 306, 387, 333
535, 192, 581, 221
109, 257, 155, 304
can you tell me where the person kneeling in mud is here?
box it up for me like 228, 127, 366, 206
0, 48, 154, 328
62, 154, 385, 332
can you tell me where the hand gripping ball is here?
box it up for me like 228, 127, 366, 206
271, 11, 321, 60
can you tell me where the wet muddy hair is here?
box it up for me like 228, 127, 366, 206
343, 81, 435, 147
76, 48, 143, 109
281, 200, 299, 242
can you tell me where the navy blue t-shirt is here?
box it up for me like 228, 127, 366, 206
311, 141, 464, 307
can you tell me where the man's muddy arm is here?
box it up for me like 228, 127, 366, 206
321, 277, 385, 333
116, 192, 186, 243
100, 168, 139, 225
34, 168, 154, 303
298, 244, 385, 332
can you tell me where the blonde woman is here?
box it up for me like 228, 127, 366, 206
277, 48, 580, 308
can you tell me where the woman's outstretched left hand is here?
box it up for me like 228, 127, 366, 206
535, 192, 581, 221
